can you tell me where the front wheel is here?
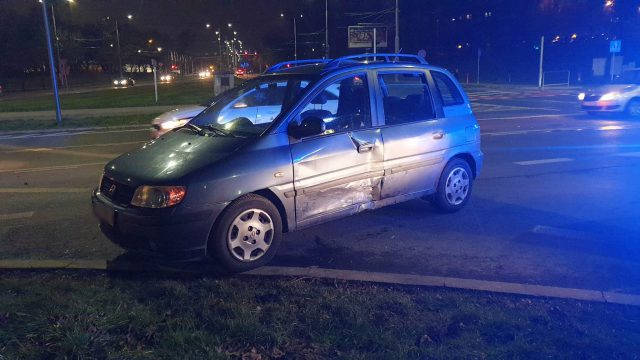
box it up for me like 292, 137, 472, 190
626, 99, 640, 118
433, 158, 473, 213
208, 194, 282, 272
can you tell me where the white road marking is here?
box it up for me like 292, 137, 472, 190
473, 102, 560, 112
0, 211, 34, 221
0, 127, 147, 140
617, 152, 640, 157
1, 141, 144, 153
0, 162, 105, 174
515, 158, 573, 166
477, 113, 583, 121
0, 188, 91, 193
532, 225, 594, 241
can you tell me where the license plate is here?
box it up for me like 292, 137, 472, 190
94, 202, 115, 227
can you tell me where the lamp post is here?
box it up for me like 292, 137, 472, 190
281, 13, 303, 60
40, 0, 63, 125
106, 14, 132, 78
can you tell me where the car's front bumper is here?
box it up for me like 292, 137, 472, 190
581, 100, 623, 112
92, 190, 225, 261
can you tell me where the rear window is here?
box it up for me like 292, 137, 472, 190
378, 72, 435, 125
432, 71, 464, 106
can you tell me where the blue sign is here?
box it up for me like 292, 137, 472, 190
610, 40, 622, 54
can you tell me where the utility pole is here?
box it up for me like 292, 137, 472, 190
41, 0, 63, 125
50, 3, 65, 88
394, 0, 400, 53
325, 0, 329, 58
477, 48, 481, 84
538, 36, 544, 88
294, 16, 298, 60
115, 19, 123, 78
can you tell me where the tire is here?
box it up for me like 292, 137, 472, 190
625, 98, 640, 118
208, 194, 282, 272
433, 158, 473, 213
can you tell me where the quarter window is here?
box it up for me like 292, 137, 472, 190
432, 71, 464, 106
378, 72, 435, 125
297, 74, 371, 136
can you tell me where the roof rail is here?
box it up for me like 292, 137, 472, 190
265, 59, 331, 73
325, 53, 428, 69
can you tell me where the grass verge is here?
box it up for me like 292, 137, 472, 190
0, 80, 213, 112
1, 271, 639, 359
0, 114, 158, 132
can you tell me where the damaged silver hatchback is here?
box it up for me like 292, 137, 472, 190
92, 54, 483, 272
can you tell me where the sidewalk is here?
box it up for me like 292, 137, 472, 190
0, 104, 193, 121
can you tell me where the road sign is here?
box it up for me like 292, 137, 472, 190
610, 40, 622, 54
348, 26, 388, 49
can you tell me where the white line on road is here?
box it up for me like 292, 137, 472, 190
477, 113, 583, 121
473, 102, 560, 112
0, 127, 148, 140
0, 162, 105, 174
515, 158, 574, 166
0, 211, 34, 221
0, 188, 91, 193
616, 152, 640, 157
1, 141, 145, 153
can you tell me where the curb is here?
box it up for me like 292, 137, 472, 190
1, 259, 639, 307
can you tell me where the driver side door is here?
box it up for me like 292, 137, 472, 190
288, 72, 384, 228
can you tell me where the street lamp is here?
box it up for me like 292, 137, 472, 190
105, 13, 133, 78
281, 13, 303, 60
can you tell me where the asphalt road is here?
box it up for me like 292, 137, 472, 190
2, 85, 640, 294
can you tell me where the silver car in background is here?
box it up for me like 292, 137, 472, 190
93, 54, 483, 272
578, 68, 640, 117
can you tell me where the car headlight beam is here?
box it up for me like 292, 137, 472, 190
131, 185, 187, 208
159, 118, 190, 130
577, 93, 586, 101
599, 92, 620, 101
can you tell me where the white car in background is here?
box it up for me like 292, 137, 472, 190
151, 103, 208, 139
578, 68, 640, 117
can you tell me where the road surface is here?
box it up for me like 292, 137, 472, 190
2, 85, 640, 294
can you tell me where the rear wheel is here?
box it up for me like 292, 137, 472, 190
208, 194, 282, 272
433, 158, 473, 213
626, 98, 640, 118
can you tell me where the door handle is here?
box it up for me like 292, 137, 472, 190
357, 142, 374, 153
432, 131, 445, 140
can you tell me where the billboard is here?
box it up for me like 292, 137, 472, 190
348, 26, 388, 49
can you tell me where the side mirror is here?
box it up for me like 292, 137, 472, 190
288, 116, 326, 139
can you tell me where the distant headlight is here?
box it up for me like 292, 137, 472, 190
131, 185, 186, 208
120, 80, 128, 85
113, 80, 119, 85
600, 92, 621, 101
160, 76, 165, 81
159, 118, 190, 130
577, 93, 586, 101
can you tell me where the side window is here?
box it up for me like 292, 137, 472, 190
378, 72, 435, 125
432, 71, 464, 106
298, 74, 371, 135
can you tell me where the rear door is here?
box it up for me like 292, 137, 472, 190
289, 72, 384, 227
375, 70, 445, 198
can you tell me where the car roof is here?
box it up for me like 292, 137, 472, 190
265, 54, 450, 78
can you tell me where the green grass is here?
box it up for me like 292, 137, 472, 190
0, 114, 159, 132
0, 80, 214, 112
1, 271, 639, 359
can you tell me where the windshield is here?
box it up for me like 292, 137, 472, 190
190, 75, 315, 137
614, 70, 640, 84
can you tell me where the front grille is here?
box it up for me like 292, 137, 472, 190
584, 95, 601, 101
100, 176, 136, 206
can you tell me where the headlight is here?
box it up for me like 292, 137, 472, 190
600, 92, 620, 101
577, 93, 586, 101
159, 118, 190, 130
113, 80, 119, 85
160, 76, 166, 81
120, 80, 128, 85
131, 185, 186, 208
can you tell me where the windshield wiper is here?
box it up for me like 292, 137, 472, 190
182, 123, 205, 136
201, 125, 235, 137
